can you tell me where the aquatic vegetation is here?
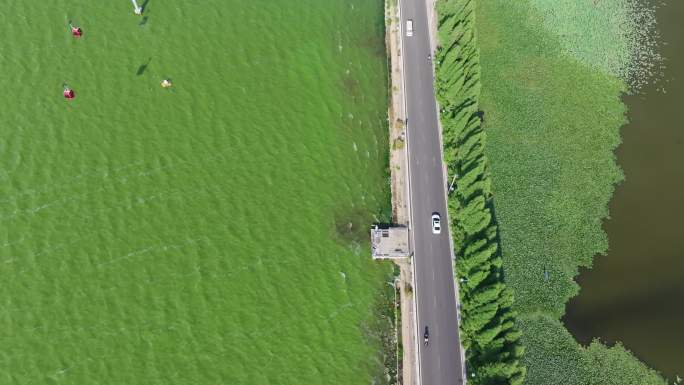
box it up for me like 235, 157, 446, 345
435, 0, 526, 383
520, 315, 667, 385
477, 0, 627, 317
527, 0, 661, 90
473, 0, 667, 383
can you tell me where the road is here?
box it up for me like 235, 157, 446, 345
399, 0, 466, 384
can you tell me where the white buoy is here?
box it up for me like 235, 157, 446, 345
131, 0, 143, 15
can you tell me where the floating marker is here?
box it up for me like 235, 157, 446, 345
63, 84, 75, 100
68, 21, 83, 38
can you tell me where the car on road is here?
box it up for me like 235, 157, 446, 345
431, 213, 441, 234
406, 19, 414, 37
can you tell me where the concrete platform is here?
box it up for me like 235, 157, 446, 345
371, 225, 410, 259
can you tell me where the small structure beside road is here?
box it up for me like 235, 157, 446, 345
371, 225, 409, 259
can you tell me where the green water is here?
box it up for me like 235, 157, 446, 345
0, 1, 392, 384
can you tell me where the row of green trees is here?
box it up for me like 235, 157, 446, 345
433, 0, 526, 384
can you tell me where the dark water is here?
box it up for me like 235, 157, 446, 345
564, 0, 684, 379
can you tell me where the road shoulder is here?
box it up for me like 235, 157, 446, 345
385, 0, 417, 384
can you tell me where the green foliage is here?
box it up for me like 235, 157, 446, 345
526, 0, 660, 89
518, 315, 668, 385
585, 341, 669, 385
436, 0, 526, 383
476, 0, 626, 320
518, 315, 593, 385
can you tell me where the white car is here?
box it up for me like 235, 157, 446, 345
406, 19, 414, 37
431, 213, 441, 234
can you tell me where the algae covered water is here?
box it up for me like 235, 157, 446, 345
0, 1, 392, 384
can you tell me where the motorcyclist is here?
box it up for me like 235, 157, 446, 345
424, 326, 429, 346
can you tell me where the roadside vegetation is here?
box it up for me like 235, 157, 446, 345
368, 267, 401, 385
470, 0, 667, 384
434, 1, 525, 383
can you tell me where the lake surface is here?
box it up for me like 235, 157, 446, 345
0, 1, 391, 384
564, 0, 684, 379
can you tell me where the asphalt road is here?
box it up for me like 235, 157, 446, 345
399, 1, 465, 384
